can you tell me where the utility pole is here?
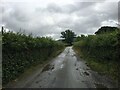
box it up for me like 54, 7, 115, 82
1, 26, 4, 35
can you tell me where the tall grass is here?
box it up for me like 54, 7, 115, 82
2, 30, 64, 85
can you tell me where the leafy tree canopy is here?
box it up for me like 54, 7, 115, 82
61, 29, 76, 45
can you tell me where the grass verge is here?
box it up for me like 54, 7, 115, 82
73, 47, 118, 81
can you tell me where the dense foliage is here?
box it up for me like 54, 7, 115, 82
61, 30, 76, 45
2, 30, 64, 85
74, 27, 120, 80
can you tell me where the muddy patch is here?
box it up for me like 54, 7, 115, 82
42, 64, 54, 72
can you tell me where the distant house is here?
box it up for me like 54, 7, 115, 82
95, 26, 119, 35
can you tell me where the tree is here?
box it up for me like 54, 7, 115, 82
61, 30, 76, 45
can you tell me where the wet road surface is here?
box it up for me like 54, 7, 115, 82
6, 47, 118, 88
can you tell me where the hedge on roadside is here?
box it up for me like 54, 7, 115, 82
73, 29, 119, 80
2, 30, 64, 85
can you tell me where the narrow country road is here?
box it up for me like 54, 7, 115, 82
6, 47, 118, 88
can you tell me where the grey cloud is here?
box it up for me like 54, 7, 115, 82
46, 3, 63, 13
61, 2, 96, 13
11, 8, 30, 22
35, 2, 96, 14
1, 1, 118, 39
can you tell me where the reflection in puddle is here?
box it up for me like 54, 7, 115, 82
60, 64, 64, 69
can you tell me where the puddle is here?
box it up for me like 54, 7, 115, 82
42, 64, 54, 72
95, 83, 108, 89
76, 68, 78, 70
36, 81, 39, 83
72, 54, 76, 57
60, 64, 64, 69
86, 68, 90, 70
84, 71, 89, 76
75, 63, 76, 66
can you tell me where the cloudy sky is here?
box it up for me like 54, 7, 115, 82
0, 0, 119, 39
